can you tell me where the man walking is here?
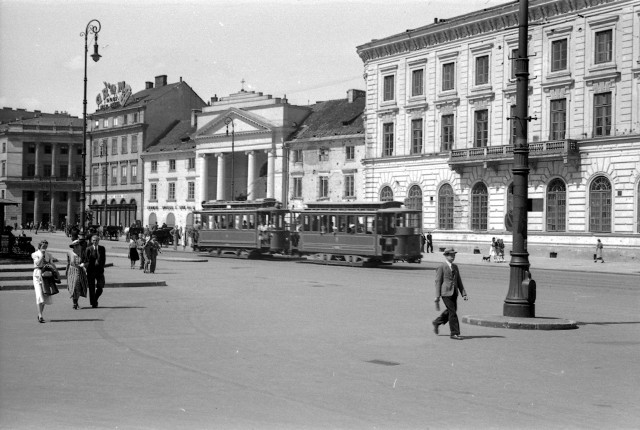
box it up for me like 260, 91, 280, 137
84, 235, 106, 308
426, 232, 433, 253
432, 248, 468, 340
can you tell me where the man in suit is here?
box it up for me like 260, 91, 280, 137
433, 247, 468, 340
84, 235, 106, 308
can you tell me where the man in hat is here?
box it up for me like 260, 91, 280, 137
433, 247, 468, 340
84, 235, 106, 308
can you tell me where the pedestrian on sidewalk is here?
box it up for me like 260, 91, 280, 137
84, 235, 106, 308
144, 235, 161, 274
128, 235, 140, 269
66, 239, 88, 310
490, 237, 497, 262
432, 247, 468, 340
31, 240, 56, 323
426, 232, 433, 253
136, 234, 146, 270
594, 239, 605, 263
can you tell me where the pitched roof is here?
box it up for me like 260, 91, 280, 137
289, 95, 364, 141
144, 119, 196, 153
96, 81, 197, 114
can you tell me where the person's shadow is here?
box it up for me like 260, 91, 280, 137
456, 335, 505, 339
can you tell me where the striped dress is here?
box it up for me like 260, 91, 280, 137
66, 251, 88, 299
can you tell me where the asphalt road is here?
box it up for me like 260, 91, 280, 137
1, 239, 639, 429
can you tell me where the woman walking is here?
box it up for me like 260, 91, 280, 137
31, 240, 57, 323
594, 239, 605, 263
66, 239, 88, 309
128, 234, 140, 269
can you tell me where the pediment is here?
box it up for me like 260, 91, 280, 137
195, 108, 273, 139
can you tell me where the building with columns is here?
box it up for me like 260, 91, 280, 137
356, 0, 640, 259
193, 90, 310, 206
86, 75, 205, 228
286, 89, 366, 209
0, 112, 84, 228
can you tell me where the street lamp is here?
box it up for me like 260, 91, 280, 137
224, 116, 235, 201
80, 19, 102, 237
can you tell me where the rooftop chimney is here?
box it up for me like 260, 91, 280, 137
210, 94, 218, 104
155, 75, 168, 87
145, 81, 154, 89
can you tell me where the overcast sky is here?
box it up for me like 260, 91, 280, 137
0, 0, 509, 117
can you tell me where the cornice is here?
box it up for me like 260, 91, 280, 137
356, 0, 619, 63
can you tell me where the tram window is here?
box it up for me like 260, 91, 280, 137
338, 215, 347, 232
201, 215, 209, 229
330, 215, 338, 232
396, 214, 406, 228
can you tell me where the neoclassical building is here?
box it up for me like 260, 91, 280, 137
356, 0, 640, 259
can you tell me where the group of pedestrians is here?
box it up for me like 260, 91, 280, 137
31, 235, 106, 323
128, 234, 161, 273
489, 237, 506, 262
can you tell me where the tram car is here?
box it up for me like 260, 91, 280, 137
194, 199, 290, 258
292, 201, 423, 264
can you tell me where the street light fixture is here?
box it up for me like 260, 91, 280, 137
80, 19, 102, 237
224, 116, 235, 201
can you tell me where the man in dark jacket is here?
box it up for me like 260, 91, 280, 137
432, 248, 468, 339
84, 235, 106, 308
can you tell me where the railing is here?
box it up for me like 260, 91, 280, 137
449, 139, 577, 163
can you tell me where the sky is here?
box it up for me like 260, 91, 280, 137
0, 0, 510, 118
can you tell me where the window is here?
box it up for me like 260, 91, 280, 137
123, 114, 128, 125
133, 112, 139, 123
293, 177, 303, 198
102, 166, 107, 186
169, 159, 176, 171
1, 160, 5, 176
94, 119, 99, 129
120, 164, 127, 185
383, 75, 395, 101
60, 145, 68, 155
546, 179, 566, 232
590, 176, 611, 233
75, 164, 81, 178
1, 142, 5, 152
114, 116, 119, 126
188, 181, 195, 200
594, 29, 612, 64
319, 176, 329, 199
121, 136, 128, 154
383, 123, 394, 157
92, 166, 99, 184
441, 114, 454, 151
187, 157, 195, 170
44, 145, 51, 154
594, 92, 612, 137
344, 175, 355, 198
511, 48, 519, 79
345, 146, 355, 161
26, 164, 35, 177
103, 118, 108, 128
510, 105, 518, 145
151, 160, 158, 173
25, 191, 34, 201
475, 55, 489, 85
43, 164, 51, 177
131, 135, 138, 153
42, 191, 50, 202
474, 110, 489, 147
150, 183, 157, 201
411, 119, 423, 154
411, 69, 424, 97
168, 182, 176, 200
380, 186, 393, 202
59, 165, 68, 178
406, 185, 422, 210
551, 39, 568, 72
550, 99, 567, 140
442, 62, 455, 91
319, 148, 329, 162
111, 138, 117, 155
438, 184, 454, 230
111, 165, 117, 185
28, 144, 35, 154
471, 183, 488, 231
292, 149, 303, 163
131, 163, 137, 183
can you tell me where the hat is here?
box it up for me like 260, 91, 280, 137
443, 247, 457, 255
69, 239, 82, 247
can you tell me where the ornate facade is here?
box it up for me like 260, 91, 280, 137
356, 0, 640, 259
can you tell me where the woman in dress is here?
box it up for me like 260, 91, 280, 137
31, 240, 56, 323
66, 239, 88, 309
128, 234, 140, 268
595, 239, 604, 263
489, 237, 497, 262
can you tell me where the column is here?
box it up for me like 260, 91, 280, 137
51, 144, 58, 177
246, 151, 256, 201
216, 153, 226, 200
67, 145, 74, 178
34, 144, 41, 176
67, 193, 73, 226
50, 191, 58, 228
266, 150, 275, 199
198, 154, 209, 205
33, 192, 41, 225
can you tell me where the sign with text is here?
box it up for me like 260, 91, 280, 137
96, 81, 132, 110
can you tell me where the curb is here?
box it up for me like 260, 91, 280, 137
462, 314, 578, 330
0, 280, 167, 291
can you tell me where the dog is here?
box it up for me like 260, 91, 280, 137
482, 255, 491, 262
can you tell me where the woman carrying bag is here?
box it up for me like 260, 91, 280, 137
66, 239, 88, 309
31, 240, 59, 323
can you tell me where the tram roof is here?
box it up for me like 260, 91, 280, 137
301, 201, 404, 211
200, 199, 285, 211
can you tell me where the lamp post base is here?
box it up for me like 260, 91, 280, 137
503, 302, 535, 318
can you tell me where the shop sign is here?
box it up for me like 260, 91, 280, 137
96, 81, 132, 110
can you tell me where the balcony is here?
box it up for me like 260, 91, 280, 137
448, 139, 578, 172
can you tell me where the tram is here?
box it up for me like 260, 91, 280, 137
193, 199, 423, 266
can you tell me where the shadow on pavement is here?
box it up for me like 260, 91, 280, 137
49, 319, 104, 322
86, 306, 146, 309
577, 321, 640, 326
459, 335, 506, 339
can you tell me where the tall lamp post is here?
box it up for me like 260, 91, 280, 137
224, 117, 235, 201
80, 19, 102, 236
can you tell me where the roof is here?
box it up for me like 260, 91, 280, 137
0, 114, 83, 132
0, 108, 75, 124
289, 95, 365, 141
94, 81, 195, 114
144, 119, 196, 153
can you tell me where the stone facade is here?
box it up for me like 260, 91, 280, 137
356, 0, 640, 259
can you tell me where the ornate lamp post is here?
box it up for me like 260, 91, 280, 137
224, 116, 235, 201
80, 19, 102, 236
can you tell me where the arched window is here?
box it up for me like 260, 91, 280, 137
546, 179, 566, 232
186, 212, 194, 228
471, 183, 488, 231
590, 176, 611, 233
166, 213, 175, 227
406, 185, 423, 210
438, 184, 454, 230
148, 212, 157, 227
380, 186, 393, 202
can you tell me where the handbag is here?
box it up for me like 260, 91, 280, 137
42, 277, 59, 295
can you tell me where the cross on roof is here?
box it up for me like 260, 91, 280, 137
241, 78, 245, 91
